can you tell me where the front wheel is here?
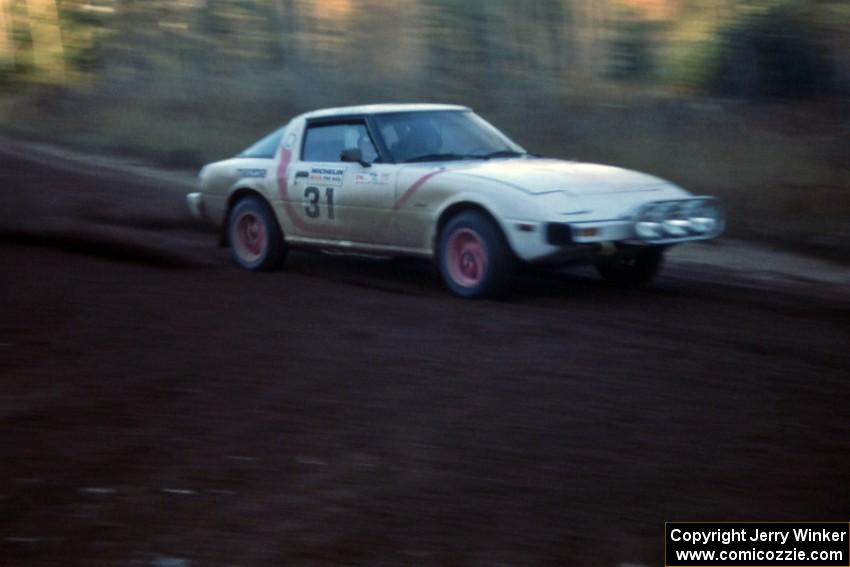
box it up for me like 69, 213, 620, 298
227, 196, 287, 271
595, 247, 664, 287
437, 211, 514, 298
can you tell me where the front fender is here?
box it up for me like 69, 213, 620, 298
431, 192, 553, 261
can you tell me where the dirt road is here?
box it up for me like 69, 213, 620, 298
1, 146, 849, 566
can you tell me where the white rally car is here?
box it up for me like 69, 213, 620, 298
188, 104, 724, 297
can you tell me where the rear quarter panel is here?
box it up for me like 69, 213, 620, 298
200, 158, 275, 225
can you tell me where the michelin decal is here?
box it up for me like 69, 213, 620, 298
309, 167, 345, 186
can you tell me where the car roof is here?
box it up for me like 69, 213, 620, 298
299, 103, 471, 120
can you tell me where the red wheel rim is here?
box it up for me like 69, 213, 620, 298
233, 212, 267, 262
446, 228, 487, 287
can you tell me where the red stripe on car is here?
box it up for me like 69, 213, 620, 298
393, 169, 446, 211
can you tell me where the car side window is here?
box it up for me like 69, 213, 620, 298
303, 122, 378, 163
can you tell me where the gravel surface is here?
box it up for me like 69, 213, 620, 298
1, 143, 849, 566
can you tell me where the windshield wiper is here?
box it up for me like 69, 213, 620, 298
470, 150, 527, 160
403, 150, 527, 163
403, 153, 484, 163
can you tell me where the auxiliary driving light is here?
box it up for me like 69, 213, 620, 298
634, 198, 724, 242
689, 216, 716, 234
635, 221, 662, 239
662, 219, 690, 236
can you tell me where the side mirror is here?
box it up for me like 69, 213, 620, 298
340, 148, 370, 167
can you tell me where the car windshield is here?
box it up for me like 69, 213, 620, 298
373, 110, 526, 163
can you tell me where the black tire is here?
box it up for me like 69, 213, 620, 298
227, 196, 287, 271
437, 211, 514, 298
595, 247, 664, 287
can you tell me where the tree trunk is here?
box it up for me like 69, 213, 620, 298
0, 0, 12, 63
24, 0, 66, 82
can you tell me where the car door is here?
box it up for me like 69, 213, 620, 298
287, 119, 396, 245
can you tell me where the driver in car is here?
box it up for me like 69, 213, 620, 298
390, 118, 442, 163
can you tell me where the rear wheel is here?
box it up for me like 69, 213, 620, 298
438, 211, 514, 298
228, 196, 286, 271
595, 247, 663, 287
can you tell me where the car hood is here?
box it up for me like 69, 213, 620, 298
445, 158, 671, 196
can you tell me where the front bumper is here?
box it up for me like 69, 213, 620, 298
186, 192, 205, 220
546, 197, 725, 246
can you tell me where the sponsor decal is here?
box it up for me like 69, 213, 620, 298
236, 168, 267, 178
354, 172, 392, 185
284, 132, 297, 150
354, 172, 378, 185
309, 167, 345, 186
277, 149, 346, 235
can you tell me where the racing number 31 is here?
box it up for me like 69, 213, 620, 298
304, 187, 335, 220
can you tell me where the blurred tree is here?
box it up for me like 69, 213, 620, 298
24, 0, 66, 82
2, 0, 116, 86
0, 1, 11, 58
1, 0, 847, 105
709, 2, 834, 99
0, 1, 13, 86
61, 1, 115, 75
608, 13, 659, 82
